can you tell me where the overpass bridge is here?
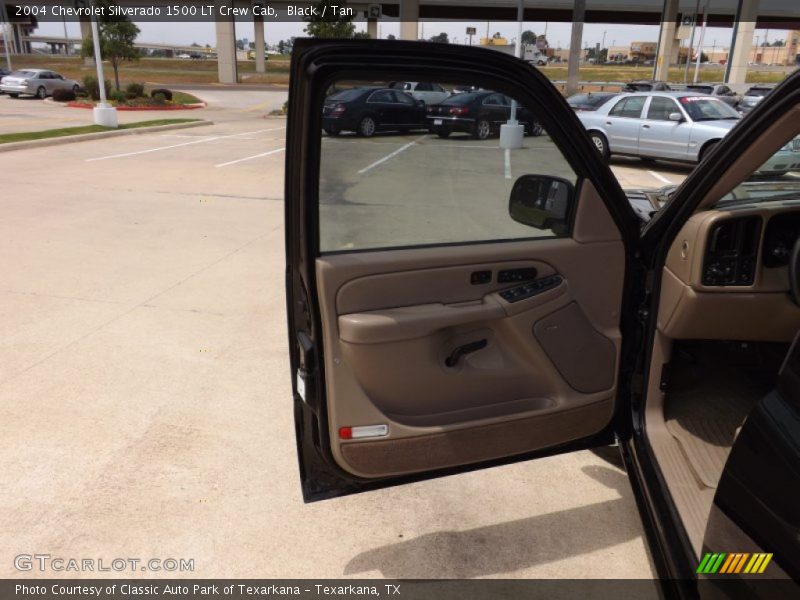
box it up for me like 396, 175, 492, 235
17, 34, 214, 56
3, 1, 798, 87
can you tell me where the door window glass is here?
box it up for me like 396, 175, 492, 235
610, 96, 646, 118
647, 97, 680, 121
393, 91, 415, 105
318, 79, 577, 252
367, 90, 393, 103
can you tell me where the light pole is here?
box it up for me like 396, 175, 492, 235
500, 0, 525, 150
693, 0, 709, 83
90, 11, 118, 127
1, 1, 12, 70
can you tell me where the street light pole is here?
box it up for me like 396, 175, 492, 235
90, 11, 118, 127
693, 0, 709, 83
1, 1, 13, 71
500, 0, 525, 150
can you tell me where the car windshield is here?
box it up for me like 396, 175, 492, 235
716, 137, 800, 207
10, 70, 36, 78
687, 86, 713, 94
679, 96, 740, 121
327, 88, 365, 102
745, 88, 772, 97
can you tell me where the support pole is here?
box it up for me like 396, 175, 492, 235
725, 0, 760, 84
254, 13, 265, 74
90, 17, 118, 128
500, 0, 525, 150
566, 0, 586, 96
1, 2, 12, 70
215, 0, 238, 84
693, 1, 709, 83
654, 0, 679, 81
400, 0, 418, 41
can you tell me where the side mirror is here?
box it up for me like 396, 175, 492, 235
668, 112, 684, 122
509, 175, 573, 234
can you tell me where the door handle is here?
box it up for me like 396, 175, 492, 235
445, 339, 487, 367
642, 124, 651, 129
605, 121, 612, 125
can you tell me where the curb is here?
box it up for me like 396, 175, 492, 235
66, 101, 207, 111
0, 120, 214, 153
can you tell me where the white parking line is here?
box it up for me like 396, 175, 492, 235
215, 147, 285, 168
357, 135, 427, 175
85, 127, 285, 162
648, 170, 673, 185
504, 148, 512, 179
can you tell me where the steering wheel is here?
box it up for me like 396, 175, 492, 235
791, 236, 800, 306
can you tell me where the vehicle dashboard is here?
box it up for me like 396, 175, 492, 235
658, 203, 800, 342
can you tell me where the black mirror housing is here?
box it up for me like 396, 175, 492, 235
509, 175, 573, 234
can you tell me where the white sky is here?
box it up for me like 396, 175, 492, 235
34, 20, 789, 50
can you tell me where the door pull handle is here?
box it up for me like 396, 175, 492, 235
445, 339, 488, 367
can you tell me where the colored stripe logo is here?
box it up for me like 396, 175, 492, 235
697, 552, 773, 574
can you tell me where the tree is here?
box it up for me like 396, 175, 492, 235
304, 0, 356, 38
80, 1, 140, 92
772, 39, 786, 47
387, 34, 396, 41
235, 38, 249, 51
521, 30, 537, 45
428, 32, 449, 44
190, 42, 200, 48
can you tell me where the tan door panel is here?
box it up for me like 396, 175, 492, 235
316, 239, 624, 478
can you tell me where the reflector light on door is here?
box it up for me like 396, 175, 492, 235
339, 424, 388, 440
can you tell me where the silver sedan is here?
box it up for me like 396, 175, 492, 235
577, 91, 742, 164
0, 69, 80, 99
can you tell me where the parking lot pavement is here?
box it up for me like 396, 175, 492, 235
0, 114, 660, 579
0, 88, 289, 134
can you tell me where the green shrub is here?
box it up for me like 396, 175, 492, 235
110, 90, 127, 104
52, 88, 77, 102
125, 82, 145, 99
150, 88, 173, 101
82, 75, 111, 101
151, 92, 167, 106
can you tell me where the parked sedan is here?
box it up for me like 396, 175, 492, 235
427, 91, 543, 139
0, 67, 10, 93
578, 92, 741, 163
388, 81, 450, 105
322, 87, 427, 137
623, 79, 671, 92
685, 83, 740, 107
737, 84, 776, 114
566, 92, 619, 112
0, 69, 80, 99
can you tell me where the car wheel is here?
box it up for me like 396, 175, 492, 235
436, 130, 450, 139
72, 85, 80, 95
36, 86, 47, 99
473, 119, 491, 140
527, 121, 543, 137
640, 157, 656, 164
589, 131, 610, 161
700, 141, 718, 162
358, 116, 376, 137
324, 128, 340, 136
9, 93, 18, 98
